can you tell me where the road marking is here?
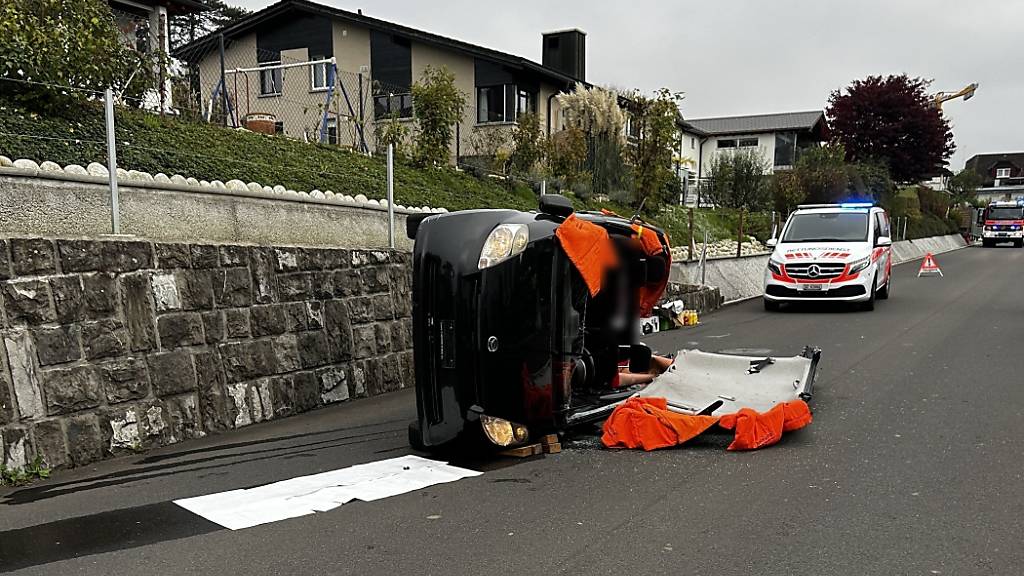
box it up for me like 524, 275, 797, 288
174, 455, 481, 530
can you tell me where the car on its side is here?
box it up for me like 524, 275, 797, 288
763, 203, 892, 311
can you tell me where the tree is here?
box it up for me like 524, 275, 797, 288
770, 171, 806, 215
557, 84, 627, 197
827, 74, 955, 183
0, 0, 158, 109
703, 149, 771, 210
624, 88, 683, 208
546, 127, 588, 193
794, 144, 849, 203
169, 0, 250, 49
410, 66, 466, 167
947, 169, 982, 204
508, 111, 545, 175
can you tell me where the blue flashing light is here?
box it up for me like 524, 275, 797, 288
840, 202, 874, 208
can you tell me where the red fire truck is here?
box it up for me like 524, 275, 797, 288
981, 200, 1024, 248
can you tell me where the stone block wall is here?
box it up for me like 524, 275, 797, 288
0, 237, 412, 471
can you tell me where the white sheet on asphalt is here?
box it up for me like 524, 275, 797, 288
174, 455, 481, 530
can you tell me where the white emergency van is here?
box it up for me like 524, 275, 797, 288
763, 203, 892, 311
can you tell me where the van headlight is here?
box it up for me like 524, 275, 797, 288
848, 256, 871, 274
480, 415, 529, 447
767, 257, 783, 275
478, 224, 529, 269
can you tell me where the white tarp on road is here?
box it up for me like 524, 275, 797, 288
174, 455, 481, 530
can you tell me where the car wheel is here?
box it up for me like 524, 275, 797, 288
764, 298, 781, 311
982, 239, 994, 247
877, 273, 890, 300
1015, 239, 1023, 248
408, 420, 427, 451
861, 274, 877, 311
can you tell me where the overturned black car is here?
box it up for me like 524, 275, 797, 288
406, 195, 672, 450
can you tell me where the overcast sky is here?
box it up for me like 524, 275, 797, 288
233, 0, 1023, 169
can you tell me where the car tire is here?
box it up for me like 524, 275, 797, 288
763, 298, 781, 311
408, 420, 427, 451
877, 273, 890, 300
982, 239, 994, 247
861, 274, 877, 311
1015, 239, 1023, 248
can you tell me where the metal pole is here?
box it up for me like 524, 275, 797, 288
540, 179, 546, 196
218, 33, 228, 126
387, 143, 395, 248
700, 229, 708, 286
357, 72, 365, 152
736, 210, 745, 258
688, 207, 694, 262
104, 88, 121, 235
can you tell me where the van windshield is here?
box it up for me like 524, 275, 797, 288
987, 207, 1024, 221
782, 212, 869, 242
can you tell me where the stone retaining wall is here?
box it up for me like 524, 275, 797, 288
0, 236, 412, 471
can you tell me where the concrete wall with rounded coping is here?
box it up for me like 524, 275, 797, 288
0, 168, 441, 250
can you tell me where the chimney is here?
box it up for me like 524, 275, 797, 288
542, 29, 585, 81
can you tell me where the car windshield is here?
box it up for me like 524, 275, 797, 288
781, 212, 869, 242
987, 207, 1023, 220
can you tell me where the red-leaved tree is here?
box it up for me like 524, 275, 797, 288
826, 75, 954, 183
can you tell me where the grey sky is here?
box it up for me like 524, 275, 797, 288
232, 0, 1023, 169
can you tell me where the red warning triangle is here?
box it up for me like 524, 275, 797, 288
917, 252, 943, 277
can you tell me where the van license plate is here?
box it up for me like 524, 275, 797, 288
799, 284, 823, 291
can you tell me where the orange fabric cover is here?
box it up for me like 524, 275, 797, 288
601, 397, 719, 451
631, 224, 672, 317
717, 401, 812, 451
555, 214, 619, 297
601, 397, 812, 452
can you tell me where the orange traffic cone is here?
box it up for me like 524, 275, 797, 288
917, 253, 943, 277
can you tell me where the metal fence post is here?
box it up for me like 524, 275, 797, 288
103, 88, 121, 235
387, 143, 395, 249
218, 33, 228, 127
736, 210, 745, 258
687, 207, 694, 262
700, 229, 708, 286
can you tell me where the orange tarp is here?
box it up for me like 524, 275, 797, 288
601, 397, 812, 452
555, 214, 619, 297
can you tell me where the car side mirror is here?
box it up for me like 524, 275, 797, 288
766, 238, 778, 248
406, 213, 431, 240
539, 194, 574, 218
876, 236, 892, 247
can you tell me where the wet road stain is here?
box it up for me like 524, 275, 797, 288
0, 502, 221, 572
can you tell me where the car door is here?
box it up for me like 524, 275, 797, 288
873, 212, 891, 284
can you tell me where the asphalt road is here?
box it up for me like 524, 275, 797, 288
3, 245, 1023, 576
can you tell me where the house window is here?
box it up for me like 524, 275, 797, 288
690, 137, 696, 149
774, 132, 797, 167
738, 137, 758, 147
326, 118, 338, 144
274, 121, 284, 135
259, 62, 282, 96
373, 92, 413, 119
717, 139, 736, 149
996, 168, 1011, 179
311, 57, 330, 91
477, 84, 533, 123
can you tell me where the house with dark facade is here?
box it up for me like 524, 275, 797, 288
174, 0, 586, 157
965, 152, 1024, 203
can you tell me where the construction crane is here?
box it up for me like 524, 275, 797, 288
933, 83, 979, 109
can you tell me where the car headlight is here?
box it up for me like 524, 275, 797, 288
767, 257, 783, 275
984, 225, 994, 231
480, 415, 529, 447
478, 224, 529, 269
848, 256, 871, 274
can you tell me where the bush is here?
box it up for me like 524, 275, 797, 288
0, 0, 159, 111
410, 66, 465, 167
